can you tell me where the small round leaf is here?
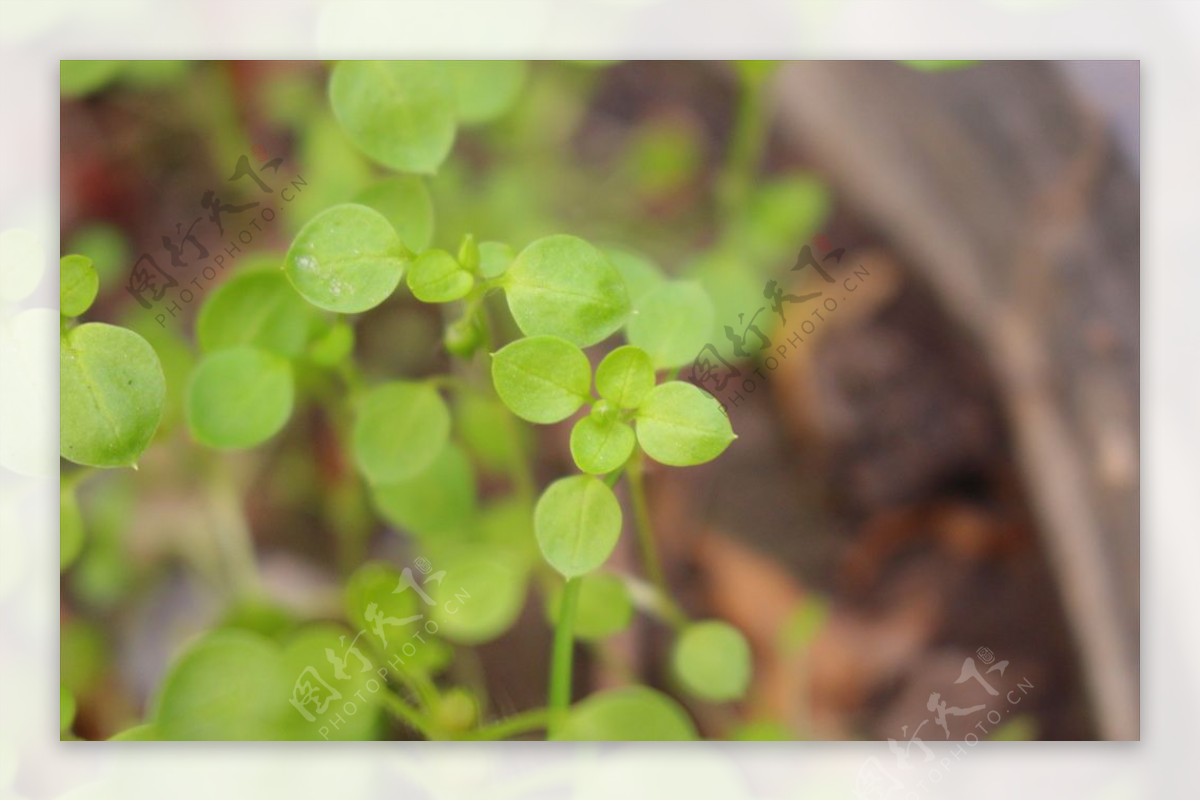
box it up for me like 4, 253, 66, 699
429, 545, 528, 645
446, 61, 528, 125
197, 269, 324, 357
504, 235, 630, 347
60, 255, 99, 317
478, 241, 514, 279
635, 381, 735, 467
594, 345, 655, 409
545, 573, 633, 641
534, 475, 622, 578
284, 203, 407, 314
352, 381, 450, 484
570, 413, 635, 475
154, 630, 292, 740
626, 280, 714, 369
557, 686, 697, 741
186, 347, 294, 450
61, 323, 166, 467
371, 443, 476, 536
329, 60, 457, 174
354, 175, 435, 251
672, 620, 752, 702
406, 248, 474, 303
491, 335, 591, 424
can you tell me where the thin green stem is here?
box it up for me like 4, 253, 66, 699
380, 688, 441, 739
548, 575, 583, 735
717, 70, 769, 222
465, 707, 550, 741
627, 454, 687, 629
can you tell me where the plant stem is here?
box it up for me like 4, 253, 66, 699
626, 454, 687, 629
548, 575, 582, 736
718, 69, 769, 222
380, 688, 441, 739
465, 708, 550, 741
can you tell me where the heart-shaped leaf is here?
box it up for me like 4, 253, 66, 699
406, 248, 474, 303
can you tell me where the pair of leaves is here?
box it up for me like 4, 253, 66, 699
492, 337, 734, 473
329, 61, 527, 175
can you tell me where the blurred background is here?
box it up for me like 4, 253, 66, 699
59, 60, 1139, 741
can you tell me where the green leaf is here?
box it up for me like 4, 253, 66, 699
557, 687, 697, 741
66, 222, 130, 285
406, 248, 474, 303
60, 322, 166, 467
186, 347, 294, 450
344, 562, 419, 635
570, 412, 635, 475
594, 345, 655, 409
197, 270, 324, 358
61, 486, 84, 570
503, 235, 630, 347
534, 475, 622, 578
491, 335, 591, 424
626, 281, 714, 369
671, 620, 752, 702
307, 320, 355, 366
284, 203, 407, 314
371, 443, 476, 536
604, 247, 664, 308
445, 61, 528, 125
354, 175, 435, 251
352, 381, 450, 484
477, 497, 538, 571
545, 573, 633, 641
278, 625, 384, 739
154, 630, 292, 740
60, 255, 99, 317
635, 381, 735, 467
455, 393, 530, 475
428, 545, 528, 645
478, 241, 515, 279
329, 60, 457, 174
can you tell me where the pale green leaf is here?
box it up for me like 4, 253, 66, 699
635, 381, 735, 466
478, 241, 515, 279
354, 175, 435, 251
490, 335, 591, 424
371, 443, 476, 535
329, 60, 457, 174
428, 545, 528, 645
186, 347, 294, 450
60, 255, 98, 317
503, 235, 630, 347
672, 620, 752, 702
570, 413, 635, 475
557, 687, 697, 741
445, 60, 528, 125
626, 281, 714, 369
534, 475, 622, 578
284, 203, 407, 314
197, 269, 325, 358
406, 248, 474, 303
545, 572, 633, 641
60, 323, 165, 467
594, 345, 655, 409
352, 381, 450, 484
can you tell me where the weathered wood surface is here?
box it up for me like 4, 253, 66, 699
770, 61, 1140, 740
